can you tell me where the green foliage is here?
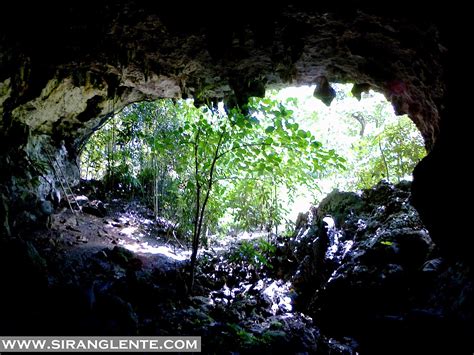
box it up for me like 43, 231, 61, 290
258, 238, 277, 255
227, 323, 261, 346
216, 97, 344, 233
80, 85, 424, 249
351, 116, 426, 188
226, 322, 284, 348
229, 238, 277, 269
80, 96, 342, 288
80, 83, 425, 289
272, 84, 426, 197
222, 177, 278, 232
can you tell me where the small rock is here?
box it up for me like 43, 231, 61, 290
62, 215, 78, 227
66, 225, 81, 233
74, 195, 89, 207
109, 246, 134, 267
422, 258, 443, 273
76, 236, 88, 243
82, 200, 106, 217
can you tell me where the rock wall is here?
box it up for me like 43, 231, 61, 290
0, 2, 455, 256
287, 181, 472, 353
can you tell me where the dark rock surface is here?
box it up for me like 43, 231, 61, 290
286, 181, 472, 354
0, 180, 471, 353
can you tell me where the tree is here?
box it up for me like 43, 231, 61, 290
80, 96, 345, 290
351, 115, 426, 188
176, 98, 343, 290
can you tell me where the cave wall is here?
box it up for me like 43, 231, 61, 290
0, 2, 454, 253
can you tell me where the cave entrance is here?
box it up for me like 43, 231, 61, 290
78, 83, 425, 253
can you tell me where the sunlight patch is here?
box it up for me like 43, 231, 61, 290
262, 280, 294, 315
120, 226, 137, 237
119, 240, 189, 261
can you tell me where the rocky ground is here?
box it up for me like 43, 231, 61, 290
0, 180, 472, 354
284, 181, 473, 354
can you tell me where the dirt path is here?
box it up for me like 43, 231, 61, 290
29, 198, 190, 284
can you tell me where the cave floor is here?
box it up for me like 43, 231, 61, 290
30, 198, 190, 279
10, 196, 331, 353
5, 182, 470, 354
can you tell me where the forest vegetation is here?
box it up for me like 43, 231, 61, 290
80, 84, 426, 284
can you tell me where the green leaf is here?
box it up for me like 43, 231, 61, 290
265, 126, 275, 134
296, 129, 306, 138
311, 141, 322, 149
264, 137, 274, 145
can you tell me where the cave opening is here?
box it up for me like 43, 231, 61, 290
39, 82, 434, 353
77, 83, 426, 243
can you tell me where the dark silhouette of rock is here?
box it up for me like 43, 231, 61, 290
313, 76, 336, 106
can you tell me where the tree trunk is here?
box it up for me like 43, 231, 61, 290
189, 129, 225, 292
189, 131, 202, 292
